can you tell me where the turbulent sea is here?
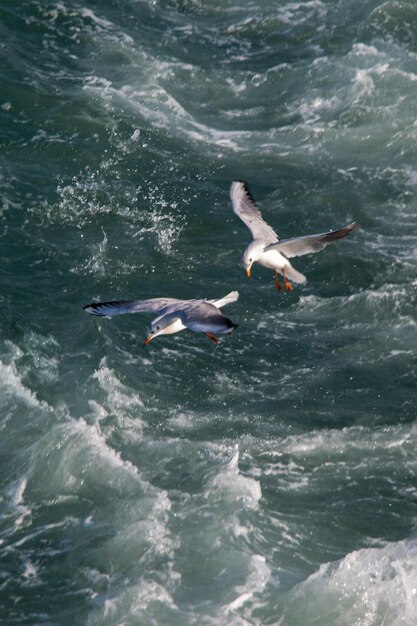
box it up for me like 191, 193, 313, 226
2, 1, 417, 624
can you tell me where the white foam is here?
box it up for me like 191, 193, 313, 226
130, 198, 184, 255
23, 560, 39, 582
352, 68, 376, 102
5, 334, 60, 386
0, 359, 45, 410
93, 358, 145, 412
79, 7, 114, 31
298, 95, 342, 123
82, 73, 253, 153
350, 43, 382, 58
6, 476, 28, 507
284, 422, 417, 458
287, 540, 417, 625
206, 445, 262, 510
130, 128, 141, 141
264, 458, 311, 492
297, 285, 410, 326
82, 229, 108, 276
230, 1, 326, 29
4, 477, 32, 531
225, 554, 271, 616
24, 416, 145, 506
72, 417, 142, 483
96, 483, 174, 565
99, 580, 177, 624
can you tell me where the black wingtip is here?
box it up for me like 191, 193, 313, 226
326, 222, 358, 242
225, 317, 239, 330
83, 302, 103, 315
83, 301, 120, 315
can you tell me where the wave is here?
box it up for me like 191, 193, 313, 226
279, 539, 417, 626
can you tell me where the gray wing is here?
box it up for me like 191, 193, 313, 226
83, 297, 183, 317
230, 181, 278, 242
264, 222, 358, 258
179, 301, 238, 334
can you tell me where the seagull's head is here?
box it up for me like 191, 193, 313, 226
143, 314, 184, 345
143, 326, 160, 345
242, 241, 262, 278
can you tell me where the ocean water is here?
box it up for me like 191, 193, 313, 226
1, 0, 417, 624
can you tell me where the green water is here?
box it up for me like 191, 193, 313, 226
1, 1, 417, 624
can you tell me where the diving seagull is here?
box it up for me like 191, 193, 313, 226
230, 181, 358, 292
84, 291, 239, 345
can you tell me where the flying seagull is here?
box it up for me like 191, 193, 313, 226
230, 181, 357, 292
84, 291, 239, 345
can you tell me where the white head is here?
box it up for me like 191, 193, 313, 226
242, 240, 264, 278
143, 314, 185, 345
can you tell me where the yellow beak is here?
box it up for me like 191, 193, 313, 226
246, 268, 251, 278
143, 336, 152, 346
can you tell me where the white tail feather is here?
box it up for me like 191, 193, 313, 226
209, 291, 239, 309
284, 265, 307, 284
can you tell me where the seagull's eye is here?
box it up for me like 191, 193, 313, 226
156, 326, 160, 330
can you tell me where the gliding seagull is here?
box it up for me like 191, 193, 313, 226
84, 291, 239, 345
230, 181, 357, 292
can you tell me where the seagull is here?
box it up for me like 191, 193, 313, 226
84, 291, 239, 345
230, 181, 358, 292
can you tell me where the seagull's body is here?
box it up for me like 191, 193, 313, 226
84, 291, 239, 345
230, 181, 358, 291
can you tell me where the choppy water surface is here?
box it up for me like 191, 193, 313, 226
1, 1, 417, 624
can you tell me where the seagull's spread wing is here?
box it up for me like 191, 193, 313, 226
207, 291, 239, 309
264, 222, 358, 258
83, 297, 182, 317
230, 181, 278, 242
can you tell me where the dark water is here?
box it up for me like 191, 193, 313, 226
1, 1, 417, 624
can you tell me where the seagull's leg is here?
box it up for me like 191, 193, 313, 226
274, 271, 283, 292
206, 333, 219, 344
282, 268, 293, 292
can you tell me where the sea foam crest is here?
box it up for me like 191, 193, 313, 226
285, 540, 417, 625
83, 73, 249, 153
0, 341, 52, 411
93, 358, 145, 411
224, 554, 271, 619
3, 477, 32, 533
0, 360, 42, 409
205, 445, 262, 510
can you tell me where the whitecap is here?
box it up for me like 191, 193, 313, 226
0, 358, 47, 410
297, 95, 342, 124
205, 445, 262, 510
92, 358, 145, 428
89, 579, 178, 626
82, 72, 256, 154
3, 477, 32, 532
284, 539, 417, 626
352, 67, 376, 102
23, 560, 39, 585
25, 416, 144, 504
350, 43, 382, 59
79, 8, 114, 31
224, 553, 271, 617
81, 229, 108, 276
